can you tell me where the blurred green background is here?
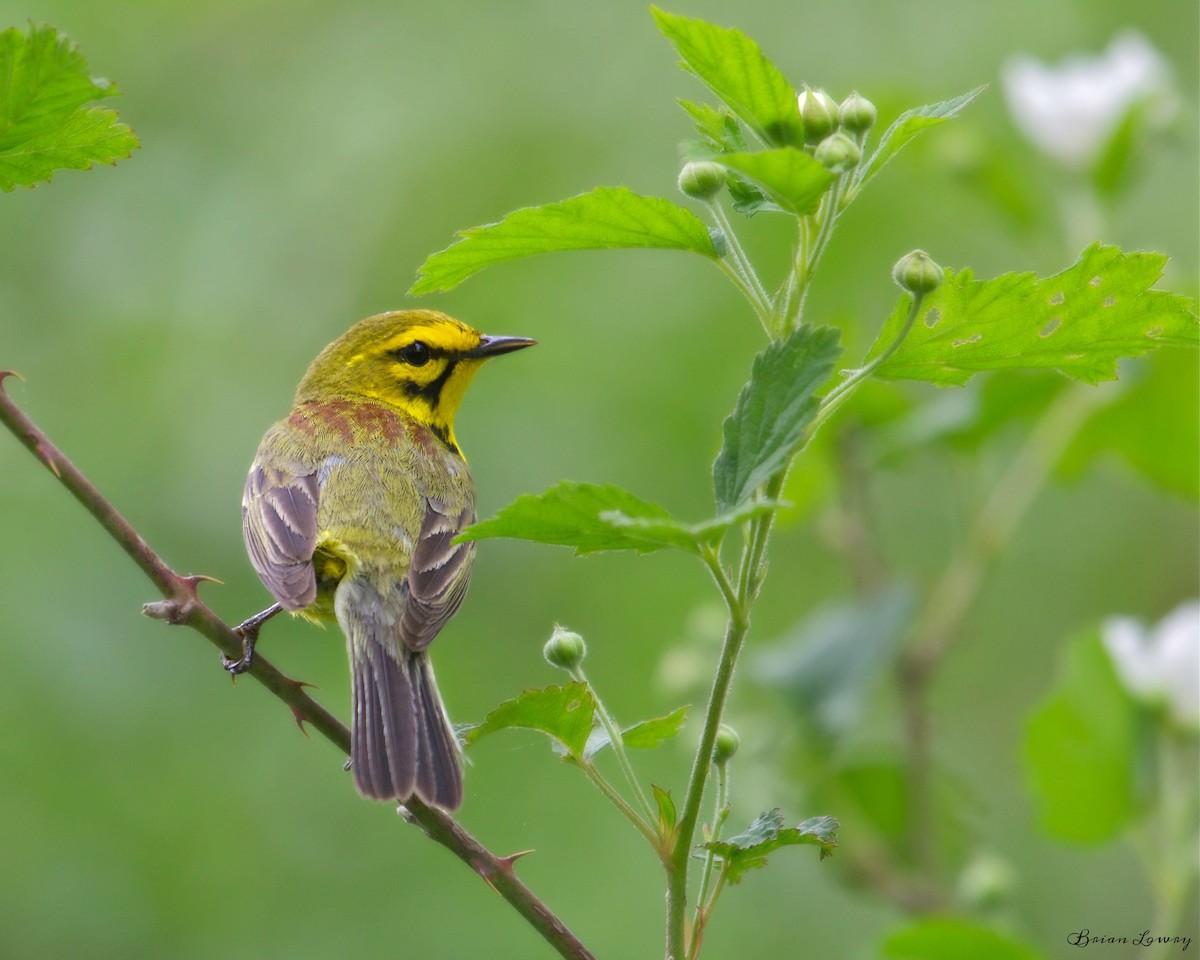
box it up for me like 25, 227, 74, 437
0, 1, 1195, 958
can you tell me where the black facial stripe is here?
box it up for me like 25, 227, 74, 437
428, 422, 462, 457
401, 358, 458, 404
389, 343, 445, 363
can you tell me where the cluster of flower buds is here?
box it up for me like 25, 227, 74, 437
799, 87, 876, 172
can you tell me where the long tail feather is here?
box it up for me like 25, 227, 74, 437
344, 593, 463, 808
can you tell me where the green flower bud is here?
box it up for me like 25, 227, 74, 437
712, 724, 740, 765
797, 87, 838, 145
956, 852, 1017, 910
839, 91, 877, 136
677, 160, 726, 200
544, 625, 586, 670
892, 249, 944, 294
814, 131, 861, 173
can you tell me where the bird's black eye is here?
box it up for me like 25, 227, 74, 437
398, 341, 431, 366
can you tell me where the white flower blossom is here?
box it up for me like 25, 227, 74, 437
1102, 600, 1199, 730
1002, 31, 1177, 170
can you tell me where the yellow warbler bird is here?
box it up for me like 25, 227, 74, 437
237, 310, 535, 808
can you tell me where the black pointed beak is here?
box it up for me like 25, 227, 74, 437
468, 335, 538, 358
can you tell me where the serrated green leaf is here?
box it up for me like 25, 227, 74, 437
1023, 629, 1138, 844
583, 706, 690, 759
652, 8, 803, 149
704, 809, 839, 883
0, 25, 138, 190
678, 98, 745, 154
409, 187, 717, 294
867, 244, 1199, 386
714, 149, 835, 217
458, 482, 680, 555
883, 918, 1048, 960
603, 498, 784, 552
463, 682, 596, 759
852, 85, 985, 195
460, 482, 778, 556
714, 324, 843, 511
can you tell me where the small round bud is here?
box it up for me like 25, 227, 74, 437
956, 852, 1017, 910
712, 724, 740, 765
839, 91, 877, 136
892, 249, 944, 295
813, 131, 861, 173
544, 625, 586, 670
677, 160, 726, 200
797, 87, 838, 145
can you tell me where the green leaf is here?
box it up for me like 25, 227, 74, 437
409, 187, 718, 294
754, 585, 915, 742
652, 8, 803, 149
714, 324, 843, 511
604, 498, 784, 552
853, 85, 985, 194
462, 682, 596, 760
583, 706, 690, 759
458, 482, 680, 555
1023, 629, 1139, 844
867, 245, 1200, 386
0, 25, 139, 190
460, 481, 779, 555
713, 149, 835, 217
704, 809, 838, 883
678, 98, 746, 154
1062, 348, 1199, 500
882, 918, 1048, 960
653, 784, 677, 834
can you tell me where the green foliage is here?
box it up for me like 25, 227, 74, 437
408, 187, 717, 294
1023, 629, 1138, 844
852, 86, 986, 196
1062, 347, 1200, 499
712, 148, 834, 216
867, 245, 1199, 386
458, 480, 779, 555
0, 25, 138, 190
651, 8, 803, 148
882, 918, 1048, 960
579, 706, 691, 759
703, 810, 839, 883
463, 682, 597, 760
713, 324, 842, 511
753, 586, 914, 741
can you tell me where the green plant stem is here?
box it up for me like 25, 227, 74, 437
1137, 730, 1199, 959
571, 665, 657, 825
706, 199, 772, 331
576, 758, 659, 847
788, 177, 845, 329
666, 475, 785, 960
0, 373, 596, 960
896, 381, 1114, 883
688, 760, 731, 960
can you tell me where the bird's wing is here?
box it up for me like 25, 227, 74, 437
399, 495, 477, 652
242, 460, 320, 610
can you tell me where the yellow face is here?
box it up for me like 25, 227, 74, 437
295, 309, 534, 449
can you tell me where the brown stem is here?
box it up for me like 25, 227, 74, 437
0, 371, 594, 960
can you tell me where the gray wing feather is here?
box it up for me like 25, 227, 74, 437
242, 463, 320, 610
399, 496, 476, 652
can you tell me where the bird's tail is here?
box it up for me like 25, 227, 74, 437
342, 590, 463, 809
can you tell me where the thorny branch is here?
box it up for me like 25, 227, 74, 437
0, 371, 594, 960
